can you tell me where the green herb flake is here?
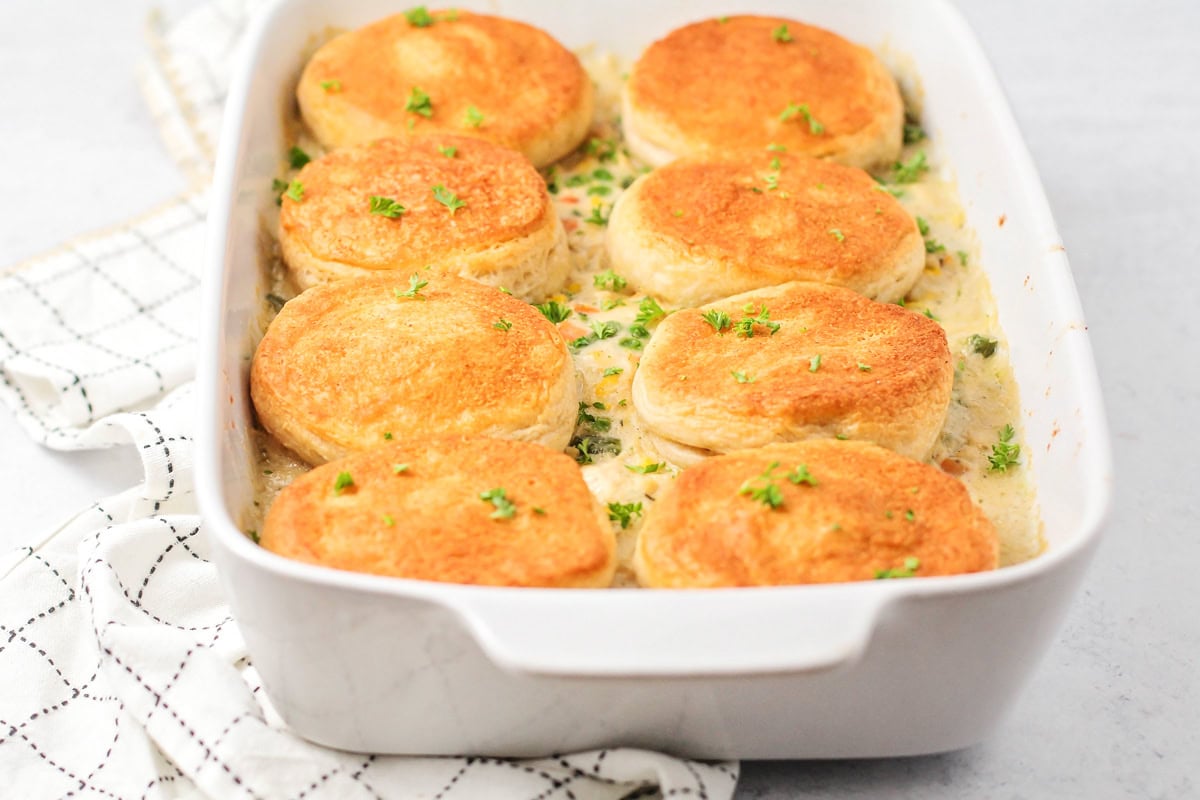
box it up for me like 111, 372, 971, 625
404, 5, 435, 26
586, 137, 618, 162
626, 462, 667, 474
532, 506, 547, 515
857, 362, 872, 372
988, 424, 1022, 472
480, 487, 517, 520
892, 150, 929, 183
382, 514, 396, 526
437, 144, 458, 158
383, 431, 394, 440
634, 296, 667, 327
925, 238, 946, 254
734, 304, 780, 337
618, 337, 643, 350
780, 102, 825, 135
916, 216, 931, 236
319, 79, 342, 93
394, 273, 429, 300
288, 146, 311, 169
594, 269, 627, 291
957, 250, 970, 267
607, 501, 644, 529
247, 529, 260, 544
584, 204, 610, 226
787, 464, 818, 487
740, 461, 785, 509
772, 24, 793, 43
903, 123, 926, 144
405, 86, 433, 117
767, 142, 787, 152
431, 184, 466, 215
602, 367, 624, 377
702, 309, 732, 333
969, 334, 998, 358
809, 354, 822, 372
732, 370, 754, 384
369, 195, 407, 218
571, 434, 622, 464
464, 105, 485, 127
284, 180, 304, 203
493, 318, 513, 331
534, 300, 572, 324
333, 471, 355, 495
590, 320, 621, 340
392, 463, 409, 474
829, 228, 845, 243
875, 557, 921, 580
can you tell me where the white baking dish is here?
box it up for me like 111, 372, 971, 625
197, 0, 1112, 758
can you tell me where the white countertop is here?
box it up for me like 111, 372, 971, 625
1, 1, 1196, 797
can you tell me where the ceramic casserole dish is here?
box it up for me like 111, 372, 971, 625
197, 0, 1112, 758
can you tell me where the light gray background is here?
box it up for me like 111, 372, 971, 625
1, 2, 1195, 797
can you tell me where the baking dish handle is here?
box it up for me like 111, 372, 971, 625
447, 589, 889, 678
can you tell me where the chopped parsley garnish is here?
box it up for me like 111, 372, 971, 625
319, 79, 342, 92
857, 362, 873, 372
772, 24, 793, 42
432, 184, 466, 215
534, 300, 571, 323
764, 172, 781, 191
333, 471, 354, 495
606, 501, 643, 529
829, 228, 845, 243
594, 269, 627, 291
590, 320, 620, 340
288, 146, 310, 169
394, 273, 428, 300
382, 514, 396, 526
769, 156, 782, 170
464, 105, 485, 127
571, 434, 622, 464
732, 370, 754, 384
957, 250, 970, 267
734, 304, 780, 337
923, 308, 939, 321
904, 509, 916, 522
587, 185, 612, 197
809, 354, 822, 372
593, 168, 614, 181
739, 461, 785, 509
767, 142, 787, 152
584, 204, 610, 226
969, 334, 998, 358
875, 557, 921, 579
532, 506, 547, 515
404, 5, 435, 26
903, 123, 927, 144
383, 431, 394, 440
437, 144, 458, 158
602, 367, 624, 377
618, 337, 643, 350
988, 424, 1021, 472
493, 318, 513, 331
787, 464, 817, 486
717, 15, 729, 23
284, 180, 304, 203
272, 178, 289, 202
626, 462, 667, 474
925, 238, 946, 254
369, 195, 407, 218
892, 151, 929, 183
392, 463, 409, 474
479, 487, 516, 520
634, 296, 667, 327
577, 402, 612, 432
916, 216, 931, 236
247, 529, 260, 544
405, 86, 433, 117
780, 102, 825, 135
702, 309, 732, 333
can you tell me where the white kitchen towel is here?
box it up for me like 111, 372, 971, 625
0, 1, 740, 797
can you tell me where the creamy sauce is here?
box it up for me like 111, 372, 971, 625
248, 51, 1042, 582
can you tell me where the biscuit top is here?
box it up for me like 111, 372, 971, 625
261, 436, 616, 587
250, 274, 572, 460
635, 282, 950, 443
627, 15, 900, 161
280, 135, 550, 271
298, 11, 590, 161
632, 152, 917, 285
636, 440, 998, 587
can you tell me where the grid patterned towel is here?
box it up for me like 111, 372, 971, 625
0, 2, 739, 797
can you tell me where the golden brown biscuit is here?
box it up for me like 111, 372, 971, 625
297, 10, 593, 167
279, 135, 569, 300
607, 151, 923, 306
261, 436, 616, 588
251, 274, 578, 465
635, 439, 998, 587
624, 15, 903, 169
631, 282, 953, 463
